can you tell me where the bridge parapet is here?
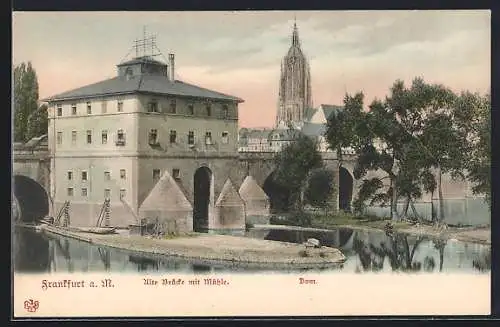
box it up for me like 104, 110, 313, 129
238, 150, 357, 162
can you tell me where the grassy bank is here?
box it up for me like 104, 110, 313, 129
270, 211, 403, 231
269, 211, 491, 245
310, 212, 408, 230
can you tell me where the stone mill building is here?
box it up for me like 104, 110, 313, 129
42, 35, 264, 234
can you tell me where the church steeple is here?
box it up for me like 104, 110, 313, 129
292, 17, 300, 47
276, 19, 312, 129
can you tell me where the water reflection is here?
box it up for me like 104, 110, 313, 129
13, 227, 490, 274
249, 227, 490, 274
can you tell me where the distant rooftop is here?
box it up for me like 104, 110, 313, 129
318, 104, 343, 119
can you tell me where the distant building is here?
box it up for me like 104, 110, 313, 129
239, 22, 350, 154
238, 127, 301, 152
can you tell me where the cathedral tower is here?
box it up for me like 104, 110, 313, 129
276, 20, 312, 128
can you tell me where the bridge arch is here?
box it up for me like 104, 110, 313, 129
193, 166, 213, 232
338, 167, 354, 212
13, 175, 50, 222
263, 171, 292, 213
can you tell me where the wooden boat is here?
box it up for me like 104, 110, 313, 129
72, 227, 117, 234
40, 216, 54, 225
39, 223, 116, 235
15, 222, 42, 231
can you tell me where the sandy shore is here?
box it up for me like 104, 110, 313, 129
39, 225, 346, 269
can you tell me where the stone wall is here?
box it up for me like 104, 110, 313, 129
363, 172, 490, 226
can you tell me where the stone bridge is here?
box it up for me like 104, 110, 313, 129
12, 135, 52, 222
12, 135, 360, 225
238, 150, 360, 211
12, 136, 489, 227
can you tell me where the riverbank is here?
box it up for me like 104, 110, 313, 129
38, 224, 346, 269
307, 215, 491, 245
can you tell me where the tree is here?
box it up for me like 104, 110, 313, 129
26, 104, 48, 141
325, 92, 368, 164
454, 92, 491, 208
13, 62, 41, 142
272, 132, 323, 212
305, 168, 335, 212
401, 79, 461, 224
326, 78, 462, 222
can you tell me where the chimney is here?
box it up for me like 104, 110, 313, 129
168, 54, 175, 82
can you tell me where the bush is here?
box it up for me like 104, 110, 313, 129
305, 168, 335, 208
269, 212, 312, 227
245, 222, 254, 231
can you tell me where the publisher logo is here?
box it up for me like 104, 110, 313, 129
24, 299, 39, 313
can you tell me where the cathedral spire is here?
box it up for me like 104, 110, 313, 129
276, 18, 312, 128
292, 18, 300, 47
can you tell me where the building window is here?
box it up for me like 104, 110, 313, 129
104, 171, 111, 181
148, 100, 159, 113
57, 132, 62, 145
57, 104, 62, 117
116, 129, 126, 146
104, 188, 111, 199
170, 130, 177, 143
221, 131, 229, 144
152, 169, 161, 182
205, 131, 212, 145
125, 67, 133, 80
86, 130, 92, 144
67, 171, 73, 180
86, 101, 92, 114
67, 188, 74, 197
71, 104, 77, 115
101, 101, 107, 113
120, 169, 126, 179
120, 189, 126, 199
188, 104, 194, 115
206, 103, 212, 116
169, 99, 177, 114
148, 129, 158, 145
71, 131, 77, 145
222, 104, 229, 119
81, 188, 88, 197
81, 171, 88, 181
117, 100, 123, 112
188, 131, 195, 145
172, 168, 180, 180
102, 130, 108, 144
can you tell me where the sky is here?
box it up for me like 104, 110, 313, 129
13, 11, 490, 128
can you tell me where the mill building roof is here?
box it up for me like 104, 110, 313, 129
43, 75, 244, 103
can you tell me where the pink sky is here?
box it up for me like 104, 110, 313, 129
13, 11, 490, 128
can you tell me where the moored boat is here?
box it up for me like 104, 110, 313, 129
72, 227, 117, 234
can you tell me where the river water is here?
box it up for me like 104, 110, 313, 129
12, 227, 490, 274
